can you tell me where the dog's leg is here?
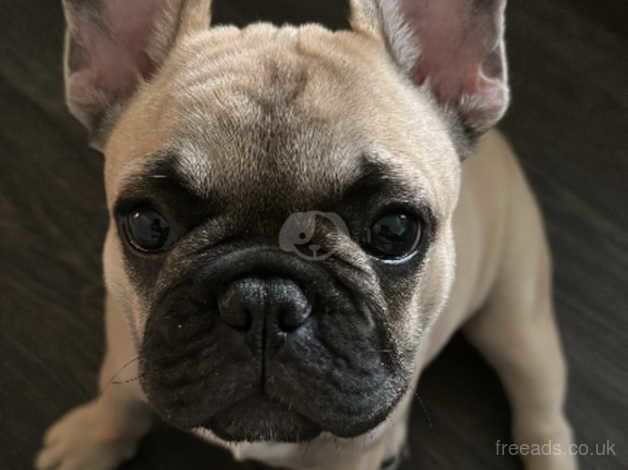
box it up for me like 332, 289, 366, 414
35, 295, 152, 470
463, 174, 576, 470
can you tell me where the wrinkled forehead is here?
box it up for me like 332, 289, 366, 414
105, 24, 459, 215
166, 36, 360, 209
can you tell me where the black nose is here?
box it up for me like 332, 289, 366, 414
217, 278, 312, 333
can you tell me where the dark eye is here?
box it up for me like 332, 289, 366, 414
364, 212, 422, 261
124, 207, 172, 253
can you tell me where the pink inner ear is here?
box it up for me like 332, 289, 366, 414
79, 0, 163, 95
401, 0, 503, 105
107, 0, 161, 76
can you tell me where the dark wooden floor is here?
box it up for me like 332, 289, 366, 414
1, 1, 626, 469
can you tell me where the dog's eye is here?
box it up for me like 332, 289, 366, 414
124, 207, 173, 253
364, 212, 422, 261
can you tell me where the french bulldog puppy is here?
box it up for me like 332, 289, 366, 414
36, 0, 576, 469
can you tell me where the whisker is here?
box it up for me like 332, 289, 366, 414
108, 355, 140, 385
111, 374, 144, 385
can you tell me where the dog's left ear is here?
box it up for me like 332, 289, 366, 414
350, 0, 509, 140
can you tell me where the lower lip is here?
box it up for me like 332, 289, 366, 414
200, 393, 322, 443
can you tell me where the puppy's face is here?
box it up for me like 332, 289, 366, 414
64, 0, 508, 442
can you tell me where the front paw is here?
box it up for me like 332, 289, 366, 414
35, 400, 142, 470
515, 417, 578, 470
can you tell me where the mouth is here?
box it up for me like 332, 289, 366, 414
201, 392, 322, 442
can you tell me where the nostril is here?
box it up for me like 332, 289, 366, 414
278, 301, 312, 332
217, 287, 253, 331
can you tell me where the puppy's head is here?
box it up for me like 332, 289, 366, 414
63, 0, 509, 442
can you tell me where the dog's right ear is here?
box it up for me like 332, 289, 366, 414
62, 0, 212, 150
